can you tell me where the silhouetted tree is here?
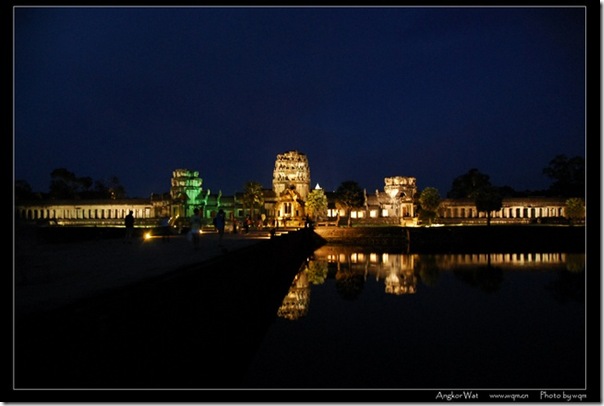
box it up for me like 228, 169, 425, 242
79, 175, 127, 199
49, 168, 127, 200
15, 180, 35, 201
418, 187, 441, 225
474, 186, 503, 226
447, 168, 492, 199
542, 154, 585, 198
447, 169, 503, 225
242, 181, 264, 220
496, 185, 517, 197
49, 168, 80, 199
102, 176, 126, 199
78, 176, 102, 199
335, 180, 364, 227
565, 197, 585, 226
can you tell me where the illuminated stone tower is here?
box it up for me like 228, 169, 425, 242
170, 169, 203, 217
272, 150, 311, 223
383, 176, 417, 218
272, 150, 311, 200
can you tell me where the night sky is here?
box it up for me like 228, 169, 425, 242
14, 6, 587, 198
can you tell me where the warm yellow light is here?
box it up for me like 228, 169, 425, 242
144, 232, 152, 240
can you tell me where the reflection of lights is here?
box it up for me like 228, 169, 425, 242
385, 271, 417, 295
386, 273, 399, 284
277, 270, 311, 320
308, 248, 576, 303
351, 253, 365, 262
437, 252, 570, 268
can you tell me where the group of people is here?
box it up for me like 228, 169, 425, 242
184, 208, 227, 249
123, 209, 227, 249
190, 208, 226, 249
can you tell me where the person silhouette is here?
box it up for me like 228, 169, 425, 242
159, 215, 171, 242
213, 209, 226, 246
190, 208, 202, 249
124, 210, 134, 243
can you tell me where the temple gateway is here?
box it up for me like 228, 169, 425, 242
15, 149, 572, 228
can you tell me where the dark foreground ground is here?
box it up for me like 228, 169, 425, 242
14, 228, 325, 397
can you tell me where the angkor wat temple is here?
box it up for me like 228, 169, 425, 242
15, 150, 572, 228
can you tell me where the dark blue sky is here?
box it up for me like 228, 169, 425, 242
14, 6, 587, 198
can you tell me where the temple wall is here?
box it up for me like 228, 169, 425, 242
14, 196, 576, 227
15, 152, 582, 227
438, 197, 569, 224
15, 200, 154, 226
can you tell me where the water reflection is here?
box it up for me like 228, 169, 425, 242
277, 246, 585, 321
276, 270, 311, 321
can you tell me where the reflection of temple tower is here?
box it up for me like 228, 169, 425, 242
277, 269, 311, 320
272, 150, 311, 223
382, 252, 417, 295
385, 268, 417, 295
170, 169, 203, 218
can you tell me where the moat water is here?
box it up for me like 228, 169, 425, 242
242, 245, 586, 390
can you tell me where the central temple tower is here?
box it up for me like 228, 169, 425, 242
272, 150, 311, 224
272, 150, 311, 200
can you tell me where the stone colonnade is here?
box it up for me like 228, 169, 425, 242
440, 198, 566, 222
15, 200, 154, 225
15, 197, 573, 227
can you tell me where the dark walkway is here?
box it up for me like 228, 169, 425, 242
14, 228, 325, 390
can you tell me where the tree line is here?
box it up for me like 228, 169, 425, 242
318, 154, 585, 227
15, 168, 126, 201
418, 154, 585, 226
